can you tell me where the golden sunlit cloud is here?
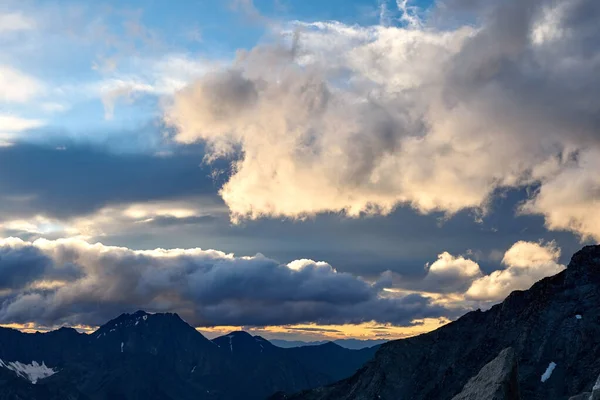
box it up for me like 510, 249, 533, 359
198, 318, 451, 341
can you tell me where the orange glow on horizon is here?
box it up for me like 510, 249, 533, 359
2, 318, 451, 341
197, 318, 451, 341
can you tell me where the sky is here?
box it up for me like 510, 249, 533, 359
0, 0, 598, 342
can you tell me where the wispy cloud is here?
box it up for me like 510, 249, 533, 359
0, 114, 45, 145
0, 114, 44, 132
0, 12, 35, 33
0, 65, 43, 103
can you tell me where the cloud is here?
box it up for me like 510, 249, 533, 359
0, 142, 220, 222
165, 0, 600, 241
398, 241, 566, 305
97, 54, 211, 119
229, 0, 270, 25
0, 12, 35, 33
0, 114, 45, 146
99, 79, 155, 120
0, 66, 43, 103
465, 241, 565, 302
0, 237, 448, 327
521, 149, 600, 241
0, 243, 50, 290
40, 102, 69, 114
423, 252, 483, 293
285, 327, 342, 333
0, 114, 44, 132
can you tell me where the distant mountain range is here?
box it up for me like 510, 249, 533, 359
276, 245, 600, 400
0, 311, 379, 399
269, 339, 388, 350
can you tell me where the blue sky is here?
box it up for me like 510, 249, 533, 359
0, 0, 599, 340
1, 0, 438, 146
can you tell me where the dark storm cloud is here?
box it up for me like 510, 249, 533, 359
0, 245, 50, 290
0, 240, 83, 290
0, 238, 452, 328
0, 141, 222, 220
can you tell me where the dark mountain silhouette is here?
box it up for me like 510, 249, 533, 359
0, 311, 378, 400
210, 331, 379, 397
269, 339, 388, 350
279, 245, 600, 400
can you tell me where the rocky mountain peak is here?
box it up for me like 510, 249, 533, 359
564, 244, 600, 286
568, 245, 600, 266
213, 331, 277, 355
97, 310, 186, 332
567, 245, 600, 271
228, 331, 253, 338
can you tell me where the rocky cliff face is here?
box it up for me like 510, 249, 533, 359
287, 245, 600, 400
451, 348, 520, 400
569, 373, 600, 400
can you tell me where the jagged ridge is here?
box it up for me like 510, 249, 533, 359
0, 310, 379, 400
286, 245, 600, 400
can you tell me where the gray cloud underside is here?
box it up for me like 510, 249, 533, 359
0, 141, 221, 220
0, 238, 451, 327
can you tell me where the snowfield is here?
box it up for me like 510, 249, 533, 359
0, 359, 57, 384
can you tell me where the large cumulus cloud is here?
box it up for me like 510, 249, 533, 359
165, 0, 600, 241
0, 238, 448, 327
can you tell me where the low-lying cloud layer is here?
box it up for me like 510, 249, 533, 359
0, 237, 448, 328
0, 238, 564, 329
165, 0, 600, 241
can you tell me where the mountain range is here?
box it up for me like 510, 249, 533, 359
0, 311, 378, 399
268, 339, 388, 350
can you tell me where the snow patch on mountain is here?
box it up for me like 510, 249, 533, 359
227, 335, 234, 352
541, 362, 557, 383
0, 359, 57, 384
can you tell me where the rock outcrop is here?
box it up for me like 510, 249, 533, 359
451, 348, 520, 400
569, 373, 600, 400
